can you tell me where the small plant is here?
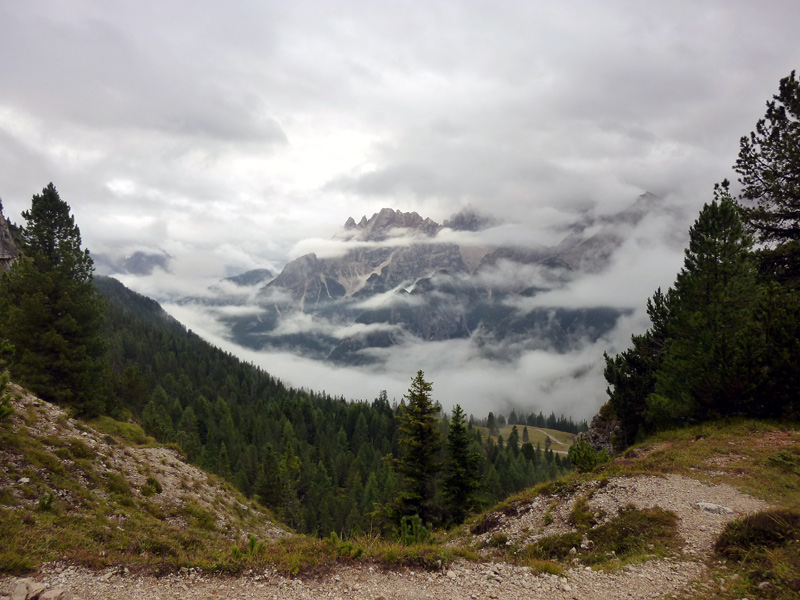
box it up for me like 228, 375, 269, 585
325, 531, 364, 559
585, 505, 679, 564
105, 472, 131, 496
37, 491, 55, 512
231, 533, 266, 559
0, 372, 15, 422
181, 502, 217, 531
768, 447, 800, 475
568, 435, 610, 473
542, 502, 556, 526
141, 476, 163, 497
569, 496, 601, 530
397, 515, 431, 545
529, 532, 583, 560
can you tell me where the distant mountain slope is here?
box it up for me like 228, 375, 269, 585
206, 193, 672, 364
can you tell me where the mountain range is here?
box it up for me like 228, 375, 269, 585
192, 192, 676, 366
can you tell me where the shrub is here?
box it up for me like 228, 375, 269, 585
0, 372, 15, 422
397, 515, 431, 545
141, 476, 163, 497
105, 473, 131, 496
716, 510, 800, 595
586, 505, 678, 562
716, 509, 800, 560
37, 491, 55, 512
568, 436, 610, 473
524, 532, 583, 560
325, 531, 364, 560
569, 496, 600, 530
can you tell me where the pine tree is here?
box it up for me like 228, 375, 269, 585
0, 183, 107, 415
394, 370, 442, 524
442, 404, 481, 524
486, 411, 498, 436
604, 287, 674, 446
735, 71, 800, 285
647, 186, 762, 426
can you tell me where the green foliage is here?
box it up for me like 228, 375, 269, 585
716, 510, 800, 595
105, 472, 131, 496
568, 436, 609, 473
393, 371, 442, 524
325, 531, 363, 559
89, 416, 150, 446
396, 514, 431, 546
180, 503, 217, 531
736, 70, 800, 286
569, 496, 601, 529
231, 533, 266, 559
0, 372, 15, 421
648, 186, 761, 426
0, 184, 107, 416
524, 532, 583, 561
604, 288, 673, 447
606, 181, 798, 443
523, 505, 680, 567
141, 476, 163, 497
768, 447, 800, 475
37, 491, 55, 512
443, 404, 481, 524
585, 505, 679, 563
96, 276, 571, 538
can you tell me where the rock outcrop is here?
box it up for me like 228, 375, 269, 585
0, 202, 19, 272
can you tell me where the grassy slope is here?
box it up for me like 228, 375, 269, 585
474, 425, 576, 454
464, 418, 800, 600
3, 386, 798, 598
0, 387, 287, 575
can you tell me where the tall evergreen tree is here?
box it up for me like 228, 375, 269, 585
0, 183, 106, 414
394, 370, 442, 524
647, 187, 761, 426
442, 404, 481, 524
735, 71, 800, 285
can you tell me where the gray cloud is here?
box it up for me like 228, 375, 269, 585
2, 0, 799, 417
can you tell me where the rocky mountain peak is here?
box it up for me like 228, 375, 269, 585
343, 208, 441, 241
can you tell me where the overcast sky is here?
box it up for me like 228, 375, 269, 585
2, 1, 799, 416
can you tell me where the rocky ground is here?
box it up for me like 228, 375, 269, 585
0, 387, 287, 545
1, 470, 768, 600
2, 388, 782, 600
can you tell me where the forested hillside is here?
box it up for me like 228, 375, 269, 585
97, 276, 572, 535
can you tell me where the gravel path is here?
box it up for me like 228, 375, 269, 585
1, 473, 768, 600
1, 559, 705, 600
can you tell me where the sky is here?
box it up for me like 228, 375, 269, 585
1, 1, 799, 418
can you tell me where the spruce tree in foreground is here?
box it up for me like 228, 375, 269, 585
647, 185, 761, 426
0, 183, 107, 415
443, 404, 481, 524
395, 370, 442, 524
